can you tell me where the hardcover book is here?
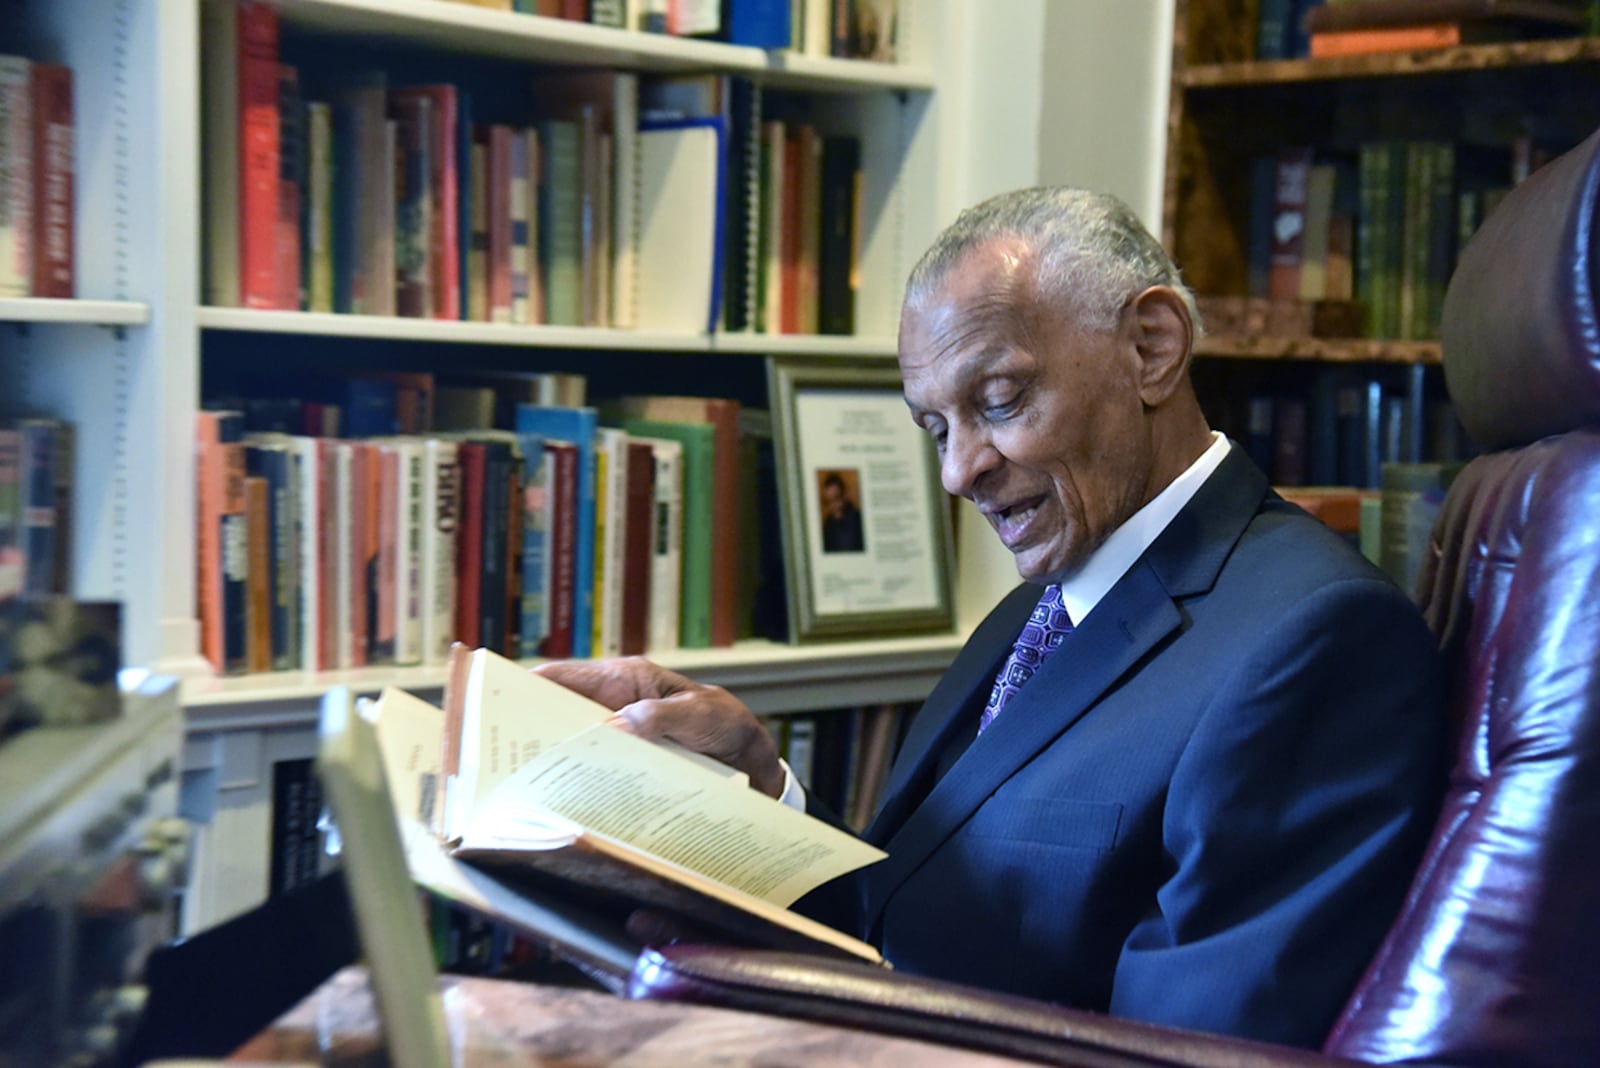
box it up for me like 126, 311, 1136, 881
349, 644, 886, 968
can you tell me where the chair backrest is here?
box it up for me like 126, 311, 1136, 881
1324, 125, 1600, 1067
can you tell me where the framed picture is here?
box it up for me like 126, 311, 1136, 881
766, 356, 957, 642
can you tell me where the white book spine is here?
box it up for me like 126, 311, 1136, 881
610, 72, 638, 329
420, 437, 460, 665
289, 436, 320, 672
394, 438, 425, 666
0, 56, 34, 297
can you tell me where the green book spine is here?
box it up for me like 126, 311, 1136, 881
538, 119, 583, 326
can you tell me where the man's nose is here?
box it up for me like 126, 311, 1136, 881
941, 424, 999, 498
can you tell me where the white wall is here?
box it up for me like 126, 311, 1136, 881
1036, 0, 1174, 233
935, 0, 1174, 621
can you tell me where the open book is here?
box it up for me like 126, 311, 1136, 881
364, 643, 887, 969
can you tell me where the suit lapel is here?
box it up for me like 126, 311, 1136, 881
866, 583, 1041, 842
862, 563, 1181, 925
860, 446, 1272, 928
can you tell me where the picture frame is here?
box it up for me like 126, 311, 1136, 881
766, 356, 957, 642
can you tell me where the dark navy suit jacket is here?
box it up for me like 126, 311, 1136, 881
802, 446, 1446, 1048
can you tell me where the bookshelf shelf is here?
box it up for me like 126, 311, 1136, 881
1195, 336, 1443, 365
1182, 35, 1600, 88
272, 0, 935, 91
196, 306, 902, 357
180, 630, 968, 722
273, 0, 768, 73
0, 297, 150, 327
761, 52, 936, 93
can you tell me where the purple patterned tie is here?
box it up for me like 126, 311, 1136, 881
978, 584, 1073, 735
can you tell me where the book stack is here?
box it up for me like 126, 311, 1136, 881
0, 56, 74, 299
1304, 0, 1588, 58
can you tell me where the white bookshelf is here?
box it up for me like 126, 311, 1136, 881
9, 0, 1067, 931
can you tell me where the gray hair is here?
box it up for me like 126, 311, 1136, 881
905, 187, 1202, 336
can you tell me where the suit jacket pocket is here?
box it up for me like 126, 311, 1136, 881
968, 796, 1123, 853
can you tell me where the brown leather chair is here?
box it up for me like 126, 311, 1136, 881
629, 125, 1600, 1068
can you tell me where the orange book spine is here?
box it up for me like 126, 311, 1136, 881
1309, 23, 1462, 58
245, 475, 273, 673
29, 63, 73, 298
238, 0, 281, 308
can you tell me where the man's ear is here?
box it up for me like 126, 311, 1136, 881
1128, 286, 1193, 406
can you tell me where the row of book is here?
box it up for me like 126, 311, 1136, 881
1302, 0, 1593, 59
1251, 136, 1546, 340
764, 699, 912, 833
0, 56, 74, 299
1206, 366, 1473, 491
195, 378, 780, 677
205, 1, 864, 337
441, 0, 900, 61
1255, 0, 1595, 62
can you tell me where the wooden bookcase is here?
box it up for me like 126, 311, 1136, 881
1163, 0, 1600, 486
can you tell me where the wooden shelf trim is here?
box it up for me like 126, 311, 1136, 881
1194, 335, 1443, 364
1182, 35, 1600, 87
274, 0, 933, 91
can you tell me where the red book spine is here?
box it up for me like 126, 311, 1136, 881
539, 441, 578, 659
487, 125, 513, 323
29, 64, 72, 298
238, 0, 280, 309
619, 441, 655, 656
454, 441, 486, 648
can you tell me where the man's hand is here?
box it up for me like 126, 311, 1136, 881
532, 657, 786, 799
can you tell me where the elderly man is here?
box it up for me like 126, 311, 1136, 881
537, 188, 1446, 1048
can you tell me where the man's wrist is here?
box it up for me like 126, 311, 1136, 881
776, 759, 806, 811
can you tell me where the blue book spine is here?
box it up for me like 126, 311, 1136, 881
513, 405, 597, 659
724, 0, 791, 48
517, 432, 549, 659
340, 379, 400, 438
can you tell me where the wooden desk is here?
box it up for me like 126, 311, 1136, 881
230, 966, 1050, 1067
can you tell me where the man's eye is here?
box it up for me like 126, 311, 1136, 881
983, 394, 1020, 419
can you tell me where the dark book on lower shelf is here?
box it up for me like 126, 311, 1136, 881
269, 756, 327, 898
1304, 0, 1588, 33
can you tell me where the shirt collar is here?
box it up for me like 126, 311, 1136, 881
1057, 432, 1231, 626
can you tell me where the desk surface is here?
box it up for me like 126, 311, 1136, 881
229, 966, 1051, 1067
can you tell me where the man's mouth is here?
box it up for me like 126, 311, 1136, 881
988, 497, 1045, 545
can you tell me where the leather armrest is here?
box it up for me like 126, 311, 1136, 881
628, 944, 1357, 1068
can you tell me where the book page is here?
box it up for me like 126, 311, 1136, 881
446, 646, 745, 838
467, 723, 885, 908
365, 687, 447, 832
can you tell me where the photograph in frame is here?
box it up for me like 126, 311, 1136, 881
766, 356, 956, 642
